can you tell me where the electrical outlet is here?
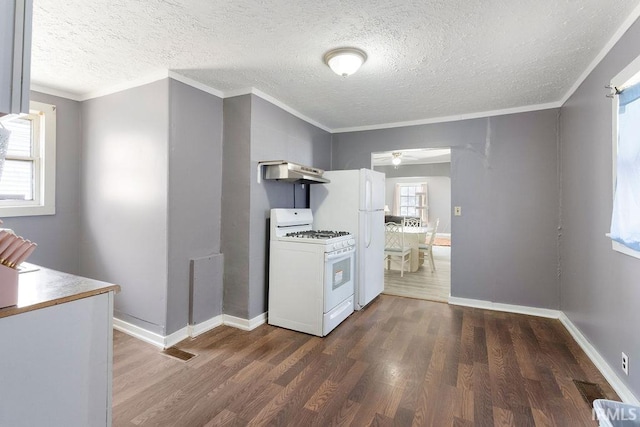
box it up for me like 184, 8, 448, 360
622, 352, 629, 375
454, 206, 462, 216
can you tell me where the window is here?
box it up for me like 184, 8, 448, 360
610, 55, 640, 258
394, 182, 428, 222
0, 101, 56, 217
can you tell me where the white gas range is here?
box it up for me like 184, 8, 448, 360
268, 208, 356, 336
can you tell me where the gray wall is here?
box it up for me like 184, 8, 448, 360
248, 95, 332, 318
2, 91, 82, 273
560, 19, 640, 395
80, 79, 169, 335
221, 95, 252, 318
166, 80, 224, 334
333, 109, 560, 308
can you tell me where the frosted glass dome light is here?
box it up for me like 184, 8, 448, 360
391, 152, 402, 165
324, 48, 367, 77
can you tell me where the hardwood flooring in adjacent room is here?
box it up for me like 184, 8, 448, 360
113, 295, 616, 426
384, 245, 451, 303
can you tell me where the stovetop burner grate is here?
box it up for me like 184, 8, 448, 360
285, 230, 351, 239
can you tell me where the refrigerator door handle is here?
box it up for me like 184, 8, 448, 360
365, 212, 372, 248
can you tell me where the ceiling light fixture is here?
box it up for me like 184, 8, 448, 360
391, 152, 402, 166
324, 47, 367, 77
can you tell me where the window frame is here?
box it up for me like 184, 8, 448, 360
609, 54, 640, 259
0, 101, 56, 217
396, 182, 428, 221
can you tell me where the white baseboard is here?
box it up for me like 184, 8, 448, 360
223, 312, 267, 331
114, 312, 267, 348
188, 315, 224, 338
448, 297, 561, 319
113, 318, 188, 349
559, 313, 640, 405
164, 326, 190, 348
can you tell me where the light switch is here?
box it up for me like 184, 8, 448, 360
454, 206, 462, 216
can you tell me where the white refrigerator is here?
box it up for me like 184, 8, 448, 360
310, 168, 385, 310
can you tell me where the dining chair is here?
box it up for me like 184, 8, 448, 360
402, 217, 422, 228
419, 218, 439, 272
384, 222, 411, 277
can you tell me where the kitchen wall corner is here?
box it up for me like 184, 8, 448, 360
1, 91, 82, 274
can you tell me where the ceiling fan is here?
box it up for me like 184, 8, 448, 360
374, 151, 418, 166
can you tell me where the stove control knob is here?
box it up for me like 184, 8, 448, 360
348, 239, 356, 246
335, 241, 343, 248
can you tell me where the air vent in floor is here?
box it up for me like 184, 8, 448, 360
162, 347, 196, 361
573, 379, 606, 407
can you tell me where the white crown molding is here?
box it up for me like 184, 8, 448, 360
221, 87, 332, 132
80, 70, 170, 101
248, 88, 332, 133
448, 296, 562, 318
30, 84, 82, 101
168, 71, 226, 98
188, 315, 224, 338
332, 101, 562, 133
559, 313, 640, 405
223, 87, 253, 98
30, 72, 332, 132
559, 3, 640, 105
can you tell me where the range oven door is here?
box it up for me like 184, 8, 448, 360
324, 247, 355, 313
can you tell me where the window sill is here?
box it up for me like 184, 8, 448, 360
0, 204, 55, 218
606, 233, 640, 260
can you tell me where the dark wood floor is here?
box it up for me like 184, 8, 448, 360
113, 295, 617, 426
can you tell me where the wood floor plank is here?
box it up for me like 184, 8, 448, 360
112, 295, 616, 427
383, 246, 451, 303
202, 409, 243, 427
308, 360, 369, 427
330, 398, 361, 426
473, 362, 495, 427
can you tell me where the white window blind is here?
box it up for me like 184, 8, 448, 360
0, 117, 36, 201
610, 80, 640, 252
0, 100, 55, 217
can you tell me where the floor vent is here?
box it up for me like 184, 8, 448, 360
573, 379, 606, 407
162, 347, 196, 361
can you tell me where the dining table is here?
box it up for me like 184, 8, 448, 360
385, 226, 433, 273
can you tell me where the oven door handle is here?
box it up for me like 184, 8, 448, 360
329, 298, 353, 320
325, 247, 355, 261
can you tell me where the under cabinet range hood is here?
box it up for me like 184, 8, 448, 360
258, 161, 330, 184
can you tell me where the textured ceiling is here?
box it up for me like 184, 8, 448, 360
31, 0, 640, 130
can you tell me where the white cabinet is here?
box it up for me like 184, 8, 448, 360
0, 266, 120, 427
0, 0, 32, 114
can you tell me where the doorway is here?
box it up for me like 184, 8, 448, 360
372, 148, 451, 303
